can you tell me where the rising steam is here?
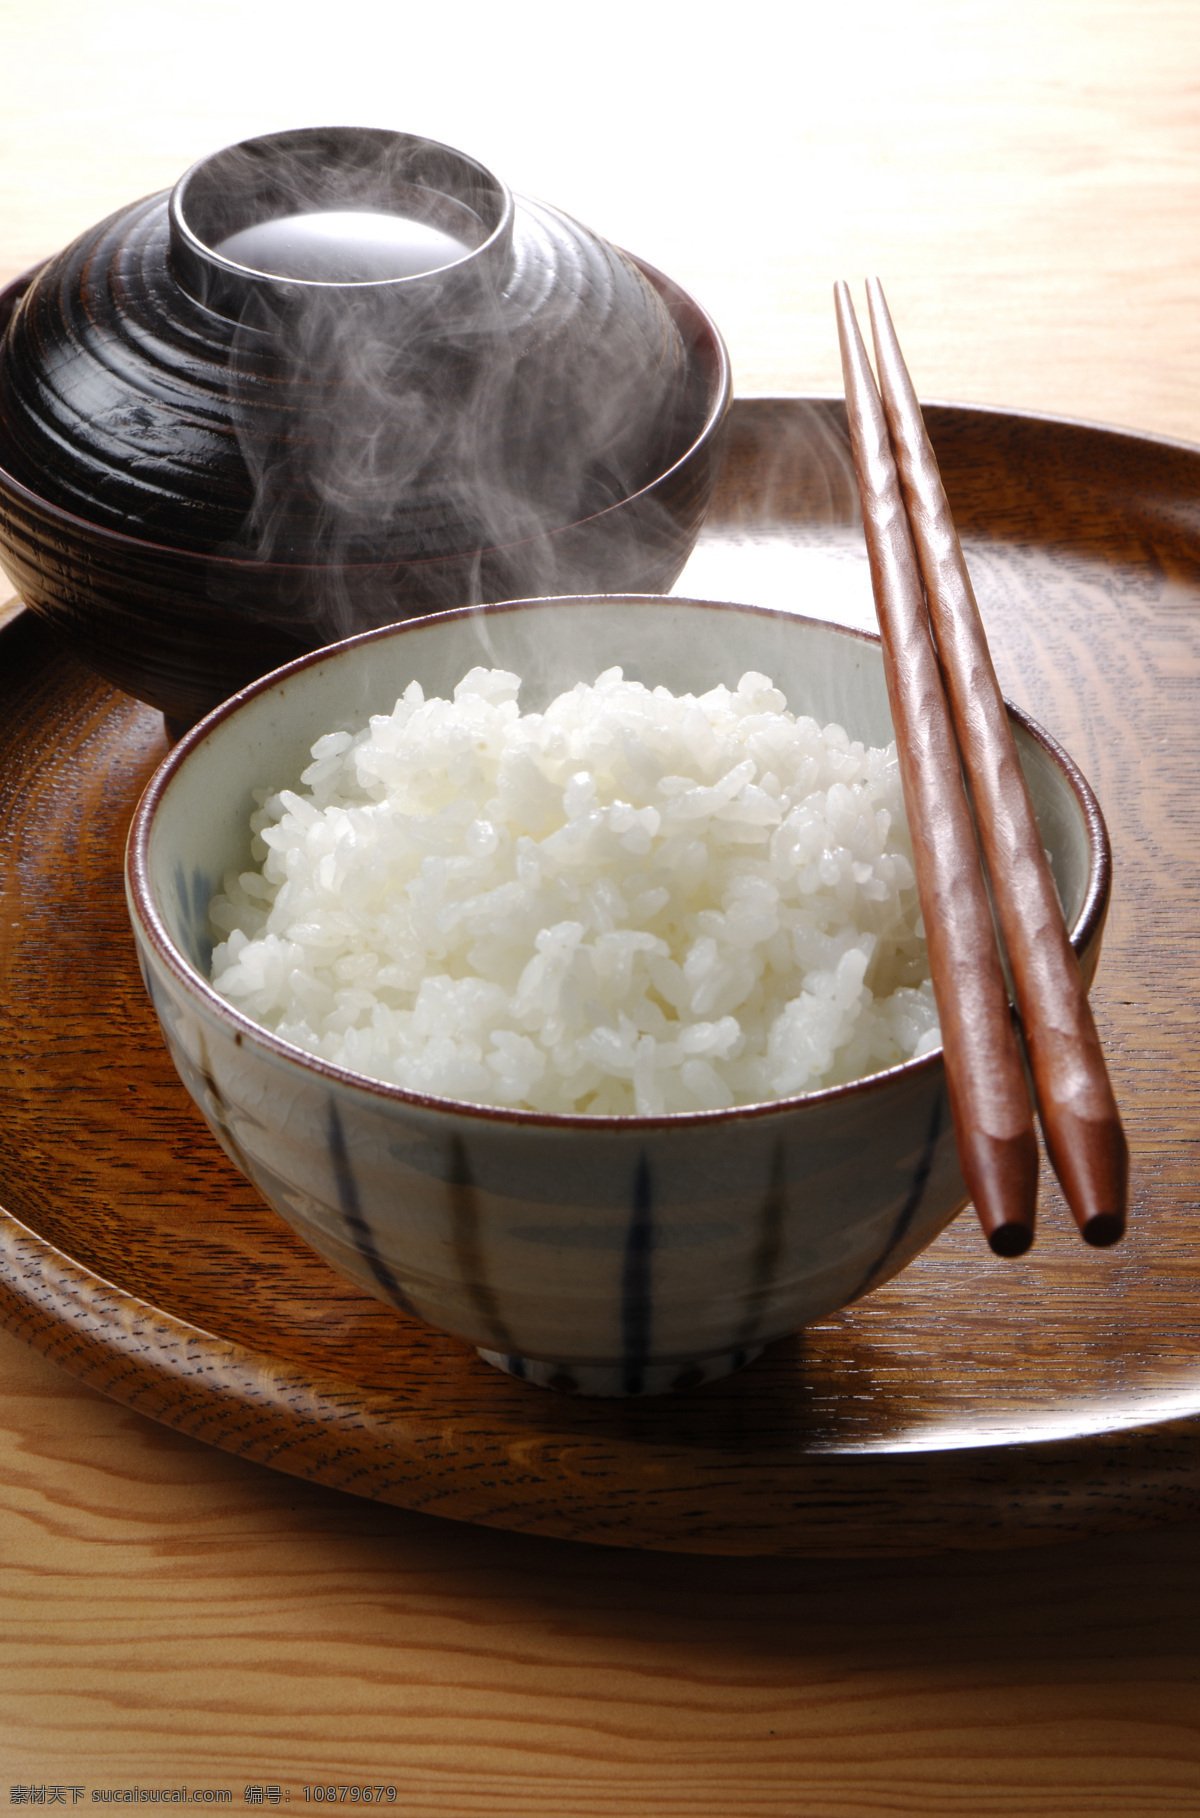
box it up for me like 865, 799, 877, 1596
204, 130, 694, 649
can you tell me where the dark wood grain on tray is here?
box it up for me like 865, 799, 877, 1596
2, 397, 1198, 1556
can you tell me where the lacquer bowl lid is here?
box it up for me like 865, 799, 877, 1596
0, 126, 697, 568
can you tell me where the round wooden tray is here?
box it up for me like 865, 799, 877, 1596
3, 397, 1198, 1558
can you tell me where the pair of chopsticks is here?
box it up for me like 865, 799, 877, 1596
835, 279, 1128, 1257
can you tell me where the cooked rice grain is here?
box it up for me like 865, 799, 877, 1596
209, 665, 940, 1111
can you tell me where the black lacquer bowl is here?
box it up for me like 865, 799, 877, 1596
0, 128, 730, 723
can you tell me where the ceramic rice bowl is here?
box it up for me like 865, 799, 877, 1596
125, 596, 1111, 1395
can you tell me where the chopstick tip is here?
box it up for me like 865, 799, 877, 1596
1080, 1210, 1126, 1249
987, 1221, 1035, 1260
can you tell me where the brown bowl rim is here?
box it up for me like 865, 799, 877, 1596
125, 593, 1113, 1133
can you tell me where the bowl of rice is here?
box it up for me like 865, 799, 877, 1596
125, 595, 1111, 1395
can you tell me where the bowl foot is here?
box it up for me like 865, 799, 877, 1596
476, 1344, 765, 1397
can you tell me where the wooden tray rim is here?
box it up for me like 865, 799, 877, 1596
5, 393, 1200, 1555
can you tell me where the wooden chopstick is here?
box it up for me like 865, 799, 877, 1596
865, 277, 1128, 1247
834, 280, 1040, 1258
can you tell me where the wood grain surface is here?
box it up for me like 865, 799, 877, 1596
4, 0, 1200, 1806
7, 1330, 1200, 1812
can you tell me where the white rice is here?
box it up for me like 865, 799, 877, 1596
209, 665, 940, 1113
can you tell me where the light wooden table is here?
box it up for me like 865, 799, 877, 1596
3, 2, 1200, 1809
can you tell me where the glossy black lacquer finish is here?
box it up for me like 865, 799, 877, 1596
0, 128, 730, 722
